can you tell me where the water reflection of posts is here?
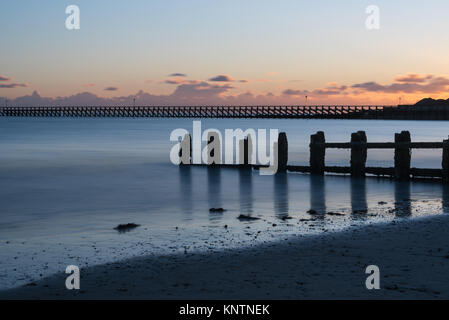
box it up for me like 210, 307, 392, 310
178, 165, 193, 214
351, 178, 368, 218
207, 167, 222, 214
310, 175, 326, 214
394, 181, 411, 217
274, 173, 289, 218
239, 168, 253, 215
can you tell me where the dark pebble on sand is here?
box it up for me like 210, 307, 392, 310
114, 223, 140, 232
237, 214, 260, 221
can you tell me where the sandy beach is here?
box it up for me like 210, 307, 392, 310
1, 213, 449, 300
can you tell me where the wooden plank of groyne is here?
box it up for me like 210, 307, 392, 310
323, 142, 444, 149
410, 168, 443, 178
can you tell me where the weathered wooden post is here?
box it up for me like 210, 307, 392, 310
238, 134, 254, 169
278, 132, 288, 173
179, 133, 191, 165
310, 131, 325, 175
350, 131, 367, 177
394, 131, 411, 180
206, 132, 222, 165
238, 137, 250, 168
442, 137, 449, 182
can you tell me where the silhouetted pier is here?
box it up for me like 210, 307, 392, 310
2, 105, 449, 119
0, 105, 385, 118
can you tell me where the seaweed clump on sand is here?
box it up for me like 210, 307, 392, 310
114, 223, 140, 233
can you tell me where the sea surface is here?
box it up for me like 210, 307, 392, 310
1, 117, 449, 289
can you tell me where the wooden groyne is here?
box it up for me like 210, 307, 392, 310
186, 131, 449, 182
289, 130, 449, 181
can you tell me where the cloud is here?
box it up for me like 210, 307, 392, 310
164, 78, 201, 85
283, 83, 347, 97
83, 83, 96, 87
352, 75, 449, 93
0, 75, 28, 88
394, 73, 433, 83
168, 73, 187, 77
104, 86, 119, 91
165, 78, 186, 85
209, 75, 234, 82
282, 89, 309, 96
170, 81, 234, 102
0, 83, 28, 88
3, 73, 449, 106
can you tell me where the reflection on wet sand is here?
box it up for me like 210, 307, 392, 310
351, 178, 368, 220
181, 165, 449, 221
274, 173, 289, 219
395, 181, 411, 217
179, 166, 193, 214
310, 175, 326, 215
207, 167, 222, 221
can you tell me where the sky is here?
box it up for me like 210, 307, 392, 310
1, 0, 449, 106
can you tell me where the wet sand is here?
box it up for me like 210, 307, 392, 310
1, 214, 449, 299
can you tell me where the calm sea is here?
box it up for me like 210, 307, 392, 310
1, 117, 448, 289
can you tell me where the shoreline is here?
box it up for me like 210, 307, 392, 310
2, 214, 449, 299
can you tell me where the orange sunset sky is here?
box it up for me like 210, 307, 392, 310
1, 1, 449, 106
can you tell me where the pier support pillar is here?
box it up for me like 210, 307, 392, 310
310, 131, 325, 175
277, 132, 288, 173
443, 137, 449, 182
394, 131, 411, 180
350, 131, 367, 177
